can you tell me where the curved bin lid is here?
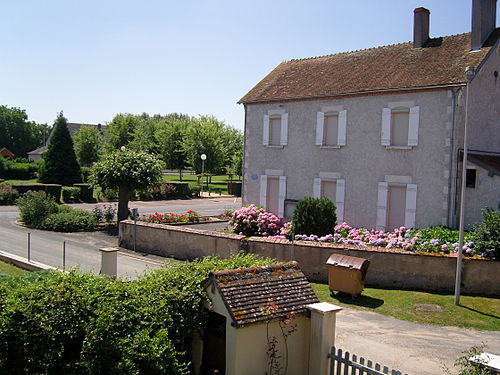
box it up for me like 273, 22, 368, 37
326, 254, 369, 271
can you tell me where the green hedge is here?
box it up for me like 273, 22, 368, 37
41, 207, 95, 232
74, 183, 93, 202
62, 186, 81, 202
0, 254, 275, 374
11, 183, 62, 202
0, 161, 38, 180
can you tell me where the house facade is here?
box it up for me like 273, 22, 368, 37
239, 1, 499, 231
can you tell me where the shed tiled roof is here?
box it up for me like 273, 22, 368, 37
467, 151, 500, 177
208, 261, 319, 328
239, 29, 500, 103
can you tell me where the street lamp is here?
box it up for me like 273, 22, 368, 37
455, 66, 475, 305
200, 154, 207, 196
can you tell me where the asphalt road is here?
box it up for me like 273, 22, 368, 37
0, 197, 241, 279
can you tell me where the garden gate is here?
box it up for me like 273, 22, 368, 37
329, 347, 409, 375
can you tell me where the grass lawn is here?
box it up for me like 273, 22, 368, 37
163, 174, 241, 195
312, 283, 500, 331
0, 261, 26, 277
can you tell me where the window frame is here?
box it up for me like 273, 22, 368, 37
381, 105, 419, 149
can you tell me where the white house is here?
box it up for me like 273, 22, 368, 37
239, 1, 500, 230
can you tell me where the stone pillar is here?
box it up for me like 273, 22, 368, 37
99, 247, 118, 277
307, 302, 343, 375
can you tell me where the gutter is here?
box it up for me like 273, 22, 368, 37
238, 83, 467, 104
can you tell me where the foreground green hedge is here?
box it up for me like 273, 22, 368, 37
0, 254, 274, 374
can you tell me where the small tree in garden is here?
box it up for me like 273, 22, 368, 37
73, 125, 102, 166
38, 112, 81, 186
292, 197, 337, 236
91, 148, 163, 221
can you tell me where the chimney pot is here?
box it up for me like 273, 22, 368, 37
413, 7, 430, 48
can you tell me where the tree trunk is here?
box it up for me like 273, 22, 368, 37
118, 185, 131, 222
179, 168, 182, 181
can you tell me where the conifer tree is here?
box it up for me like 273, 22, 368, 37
38, 112, 82, 186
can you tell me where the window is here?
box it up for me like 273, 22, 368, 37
376, 182, 417, 231
466, 169, 476, 188
312, 176, 345, 222
263, 113, 288, 147
260, 172, 286, 217
316, 110, 347, 147
381, 106, 419, 147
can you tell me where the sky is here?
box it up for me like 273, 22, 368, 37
1, 1, 499, 131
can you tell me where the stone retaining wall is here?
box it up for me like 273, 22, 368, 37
119, 220, 500, 295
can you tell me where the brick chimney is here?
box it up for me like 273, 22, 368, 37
471, 0, 497, 50
413, 7, 430, 48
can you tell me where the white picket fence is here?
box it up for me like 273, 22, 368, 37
329, 347, 409, 375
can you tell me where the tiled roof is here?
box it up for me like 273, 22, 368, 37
208, 262, 319, 328
239, 29, 500, 103
467, 151, 500, 177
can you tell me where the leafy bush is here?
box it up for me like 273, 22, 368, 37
0, 253, 275, 374
0, 184, 19, 205
445, 345, 495, 375
136, 182, 191, 201
415, 226, 473, 244
16, 191, 59, 227
229, 204, 281, 236
472, 209, 500, 259
93, 204, 117, 223
42, 208, 95, 232
292, 197, 337, 236
62, 186, 81, 202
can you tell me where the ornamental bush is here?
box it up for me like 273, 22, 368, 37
292, 197, 337, 236
62, 186, 81, 202
472, 209, 500, 259
16, 190, 59, 227
229, 204, 281, 237
0, 184, 19, 205
42, 208, 95, 232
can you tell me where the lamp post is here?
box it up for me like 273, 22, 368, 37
455, 66, 475, 305
200, 154, 207, 196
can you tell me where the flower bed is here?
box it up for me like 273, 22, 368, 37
276, 222, 487, 258
142, 210, 210, 224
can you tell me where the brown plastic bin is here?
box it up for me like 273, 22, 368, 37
326, 254, 370, 295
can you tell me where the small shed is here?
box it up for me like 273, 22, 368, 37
0, 147, 14, 158
194, 261, 342, 375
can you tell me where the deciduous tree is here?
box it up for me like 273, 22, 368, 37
91, 148, 163, 221
73, 126, 102, 166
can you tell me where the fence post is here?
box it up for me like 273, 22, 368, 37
27, 232, 31, 262
306, 302, 343, 375
62, 241, 66, 271
99, 247, 119, 278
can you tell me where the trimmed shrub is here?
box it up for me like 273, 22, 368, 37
472, 209, 500, 259
74, 183, 93, 202
16, 191, 59, 227
10, 183, 62, 202
0, 159, 38, 180
292, 197, 337, 236
229, 205, 281, 236
0, 184, 19, 205
62, 186, 81, 202
42, 208, 95, 232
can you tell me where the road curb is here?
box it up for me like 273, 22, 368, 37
0, 250, 57, 272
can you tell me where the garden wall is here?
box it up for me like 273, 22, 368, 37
119, 220, 500, 295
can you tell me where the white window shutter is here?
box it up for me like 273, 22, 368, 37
315, 112, 324, 146
408, 106, 420, 146
405, 184, 418, 228
278, 176, 287, 218
313, 177, 321, 198
335, 178, 345, 222
263, 115, 269, 146
259, 175, 267, 208
376, 182, 388, 231
338, 110, 347, 146
381, 108, 391, 146
280, 113, 288, 146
